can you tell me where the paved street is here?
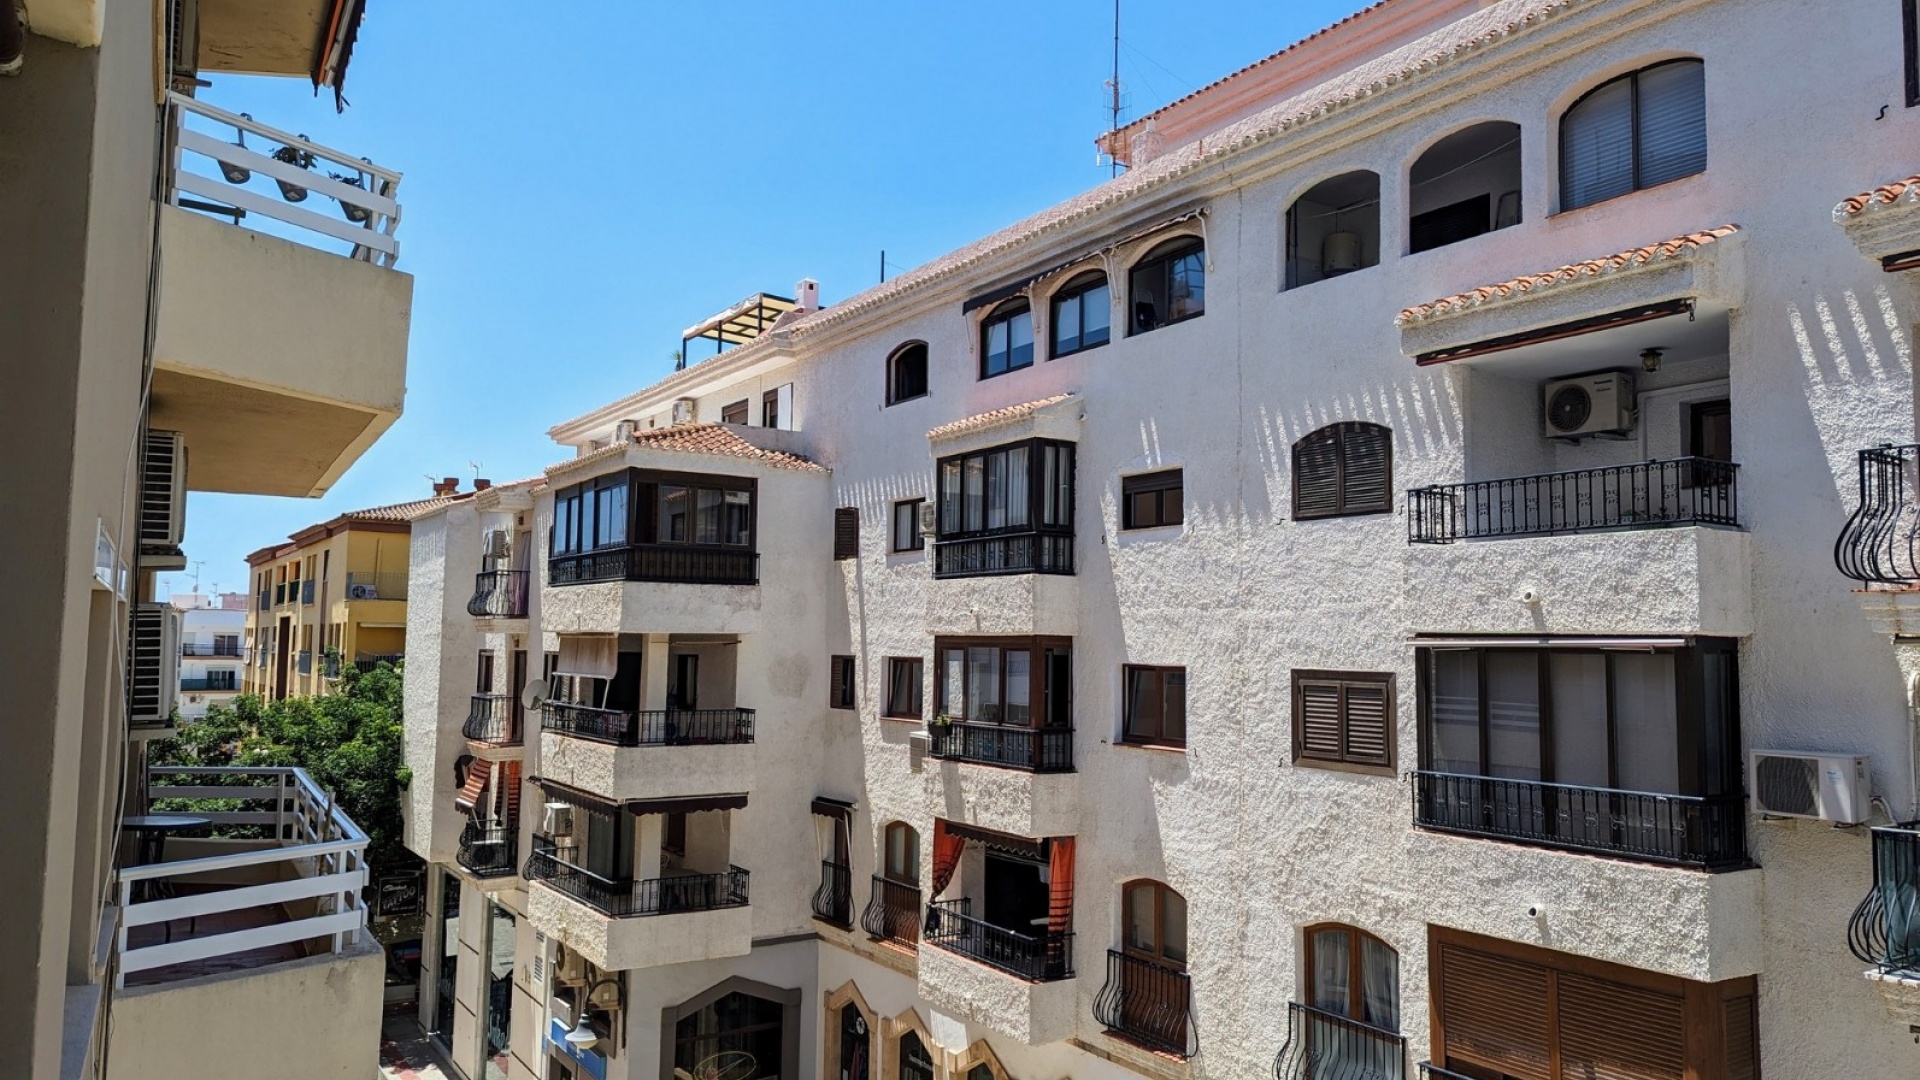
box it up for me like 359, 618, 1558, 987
378, 1013, 451, 1080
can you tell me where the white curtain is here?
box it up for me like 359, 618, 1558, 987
555, 634, 617, 680
1311, 929, 1350, 1014
1360, 935, 1399, 1032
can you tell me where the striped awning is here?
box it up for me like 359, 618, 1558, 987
454, 762, 489, 811
809, 796, 854, 821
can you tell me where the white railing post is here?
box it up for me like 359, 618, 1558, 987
114, 876, 131, 990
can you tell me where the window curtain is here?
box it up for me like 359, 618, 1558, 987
1311, 929, 1350, 1014
929, 820, 965, 897
1360, 934, 1400, 1032
555, 634, 617, 680
1046, 836, 1075, 936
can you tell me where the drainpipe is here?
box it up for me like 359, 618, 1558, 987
1, 2, 24, 77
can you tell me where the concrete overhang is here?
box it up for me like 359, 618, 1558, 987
149, 206, 411, 497
194, 0, 346, 79
1834, 173, 1920, 271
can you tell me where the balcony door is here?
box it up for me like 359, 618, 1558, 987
983, 851, 1048, 934
1121, 881, 1187, 1042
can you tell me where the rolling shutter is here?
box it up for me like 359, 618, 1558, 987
1634, 60, 1706, 189
1556, 973, 1685, 1080
834, 507, 860, 560
1561, 75, 1635, 210
1438, 943, 1552, 1080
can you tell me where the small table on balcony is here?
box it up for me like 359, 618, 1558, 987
122, 814, 212, 903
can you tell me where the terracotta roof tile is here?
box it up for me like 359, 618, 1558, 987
927, 395, 1077, 441
1395, 225, 1738, 326
342, 495, 470, 523
548, 423, 826, 477
1836, 172, 1920, 219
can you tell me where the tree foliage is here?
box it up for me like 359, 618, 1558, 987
150, 661, 415, 874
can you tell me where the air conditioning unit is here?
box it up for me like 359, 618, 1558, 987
129, 602, 182, 724
671, 398, 698, 425
554, 947, 587, 987
543, 802, 574, 837
1543, 370, 1635, 439
614, 419, 638, 442
1750, 750, 1871, 824
347, 583, 378, 600
918, 502, 939, 539
139, 430, 188, 570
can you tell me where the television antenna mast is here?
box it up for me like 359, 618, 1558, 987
1105, 0, 1122, 177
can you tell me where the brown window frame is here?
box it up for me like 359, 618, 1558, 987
1303, 922, 1399, 1030
883, 657, 924, 720
1291, 422, 1393, 520
1121, 664, 1186, 749
1121, 469, 1184, 531
1121, 879, 1187, 967
720, 399, 749, 425
1291, 669, 1396, 775
829, 655, 856, 710
933, 635, 1073, 729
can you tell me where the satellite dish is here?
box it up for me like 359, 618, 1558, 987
521, 678, 549, 713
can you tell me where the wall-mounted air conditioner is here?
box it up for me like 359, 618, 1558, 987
129, 602, 182, 724
671, 398, 698, 425
1750, 750, 1871, 824
614, 419, 638, 442
140, 430, 188, 570
1543, 370, 1635, 439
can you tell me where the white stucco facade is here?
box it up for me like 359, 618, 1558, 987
401, 2, 1920, 1078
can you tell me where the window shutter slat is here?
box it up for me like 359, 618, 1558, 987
1439, 944, 1553, 1080
833, 506, 860, 560
830, 655, 854, 709
1292, 429, 1344, 519
1723, 996, 1757, 1080
1340, 681, 1392, 765
1296, 681, 1346, 760
1555, 973, 1686, 1080
1634, 60, 1706, 189
1561, 76, 1635, 211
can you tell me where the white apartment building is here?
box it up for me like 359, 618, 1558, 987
172, 592, 248, 720
401, 1, 1920, 1078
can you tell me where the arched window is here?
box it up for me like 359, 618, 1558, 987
1292, 422, 1392, 520
884, 822, 920, 883
897, 1030, 935, 1080
1050, 271, 1111, 357
1560, 59, 1705, 211
1128, 238, 1205, 334
888, 342, 929, 405
1303, 924, 1399, 1032
1409, 122, 1522, 253
1097, 880, 1193, 1055
1286, 171, 1380, 289
980, 300, 1034, 379
1122, 880, 1187, 967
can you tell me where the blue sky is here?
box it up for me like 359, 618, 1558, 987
161, 0, 1364, 599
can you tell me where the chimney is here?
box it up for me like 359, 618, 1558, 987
433, 476, 460, 496
795, 278, 820, 312
473, 478, 493, 492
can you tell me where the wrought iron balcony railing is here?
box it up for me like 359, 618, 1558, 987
458, 820, 519, 879
463, 694, 519, 746
1408, 457, 1739, 543
860, 875, 921, 948
525, 837, 748, 918
1848, 821, 1920, 976
1413, 770, 1748, 870
548, 544, 758, 586
542, 703, 755, 748
1273, 1001, 1406, 1080
812, 860, 853, 927
1092, 949, 1193, 1056
924, 898, 1073, 981
467, 568, 530, 618
932, 531, 1075, 578
929, 721, 1073, 773
1836, 444, 1920, 585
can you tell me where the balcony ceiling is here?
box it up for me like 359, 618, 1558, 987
195, 0, 344, 80
148, 367, 390, 497
1443, 303, 1731, 380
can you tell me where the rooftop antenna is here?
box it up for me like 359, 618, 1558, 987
469, 460, 484, 484
189, 559, 205, 595
1107, 0, 1122, 177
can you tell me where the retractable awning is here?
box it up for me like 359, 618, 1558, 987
809, 796, 855, 821
941, 820, 1047, 861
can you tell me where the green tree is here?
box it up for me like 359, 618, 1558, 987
150, 660, 415, 875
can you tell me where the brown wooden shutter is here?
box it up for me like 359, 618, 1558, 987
1294, 680, 1345, 762
1438, 943, 1553, 1080
1341, 680, 1392, 766
1340, 423, 1393, 513
833, 507, 860, 560
830, 655, 854, 709
1555, 973, 1686, 1080
1292, 428, 1344, 519
1723, 995, 1757, 1080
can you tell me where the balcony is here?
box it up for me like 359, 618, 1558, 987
930, 721, 1072, 773
181, 644, 244, 658
540, 705, 755, 804
180, 677, 240, 692
925, 898, 1072, 982
345, 573, 407, 602
467, 568, 530, 619
812, 860, 853, 928
462, 694, 520, 748
1413, 771, 1748, 870
932, 532, 1074, 579
918, 898, 1077, 1044
1835, 445, 1920, 630
151, 94, 411, 499
543, 703, 753, 748
549, 544, 758, 587
523, 838, 752, 970
1849, 822, 1920, 1019
1409, 458, 1738, 543
861, 875, 921, 949
1273, 1003, 1406, 1080
1092, 949, 1193, 1056
456, 820, 520, 881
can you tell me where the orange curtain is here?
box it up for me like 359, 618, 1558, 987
1047, 836, 1075, 936
930, 820, 965, 897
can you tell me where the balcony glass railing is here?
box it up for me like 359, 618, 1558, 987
179, 677, 240, 692
932, 532, 1074, 578
1836, 444, 1920, 585
165, 92, 402, 267
462, 694, 519, 746
924, 898, 1073, 981
458, 820, 519, 880
1273, 1002, 1406, 1080
549, 544, 758, 587
181, 643, 245, 657
811, 860, 852, 927
1408, 457, 1739, 543
524, 837, 748, 918
467, 569, 530, 618
860, 875, 921, 948
929, 721, 1073, 773
1848, 822, 1920, 977
542, 703, 755, 748
1412, 770, 1748, 870
1092, 949, 1192, 1056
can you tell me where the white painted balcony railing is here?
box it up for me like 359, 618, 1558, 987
164, 91, 403, 267
115, 766, 369, 988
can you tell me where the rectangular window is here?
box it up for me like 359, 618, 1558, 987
933, 637, 1071, 728
981, 302, 1035, 379
830, 655, 856, 710
721, 399, 749, 424
833, 507, 860, 561
1122, 665, 1186, 748
884, 657, 924, 719
1051, 277, 1111, 358
1292, 670, 1395, 773
476, 651, 495, 694
762, 388, 781, 429
1121, 469, 1184, 530
892, 499, 925, 552
934, 439, 1074, 537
